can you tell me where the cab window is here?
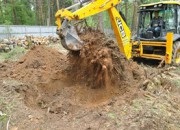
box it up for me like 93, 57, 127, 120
164, 6, 176, 31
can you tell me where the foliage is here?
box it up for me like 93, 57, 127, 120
0, 0, 73, 25
140, 0, 161, 4
0, 47, 26, 62
60, 0, 72, 8
0, 0, 35, 25
0, 0, 164, 27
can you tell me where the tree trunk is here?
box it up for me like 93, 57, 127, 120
56, 0, 59, 10
97, 13, 104, 32
125, 1, 128, 20
47, 0, 50, 26
131, 0, 138, 32
11, 0, 18, 24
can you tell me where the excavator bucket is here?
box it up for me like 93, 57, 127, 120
57, 19, 83, 51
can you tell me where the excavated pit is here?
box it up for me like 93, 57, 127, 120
5, 30, 145, 108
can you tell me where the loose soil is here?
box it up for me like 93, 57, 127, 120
4, 30, 145, 107
0, 30, 180, 130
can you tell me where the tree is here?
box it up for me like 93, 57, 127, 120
0, 0, 35, 25
0, 0, 81, 26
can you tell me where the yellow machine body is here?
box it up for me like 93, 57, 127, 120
55, 0, 180, 64
132, 33, 173, 64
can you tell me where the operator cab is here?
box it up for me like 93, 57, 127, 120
137, 2, 180, 41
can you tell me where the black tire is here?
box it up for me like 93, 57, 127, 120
172, 41, 180, 66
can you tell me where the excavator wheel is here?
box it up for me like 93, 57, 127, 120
172, 41, 180, 66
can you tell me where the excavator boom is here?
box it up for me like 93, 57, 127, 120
55, 0, 132, 59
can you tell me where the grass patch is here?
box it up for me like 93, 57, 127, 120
0, 111, 8, 129
171, 79, 180, 88
0, 47, 27, 62
176, 67, 180, 73
0, 97, 15, 129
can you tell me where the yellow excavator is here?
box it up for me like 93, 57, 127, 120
55, 0, 180, 65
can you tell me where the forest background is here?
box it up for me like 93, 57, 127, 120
0, 0, 162, 32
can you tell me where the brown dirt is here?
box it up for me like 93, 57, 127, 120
0, 31, 145, 112
67, 30, 145, 88
1, 30, 179, 130
6, 45, 68, 84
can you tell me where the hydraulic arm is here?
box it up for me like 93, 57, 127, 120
55, 0, 132, 59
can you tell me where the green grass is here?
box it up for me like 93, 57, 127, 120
176, 67, 180, 73
172, 79, 180, 88
0, 46, 27, 62
0, 97, 15, 129
0, 111, 8, 128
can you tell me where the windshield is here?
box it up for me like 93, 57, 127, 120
138, 5, 178, 39
139, 12, 151, 32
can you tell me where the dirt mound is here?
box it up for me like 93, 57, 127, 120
67, 30, 145, 88
4, 30, 146, 109
8, 45, 68, 83
8, 30, 145, 89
